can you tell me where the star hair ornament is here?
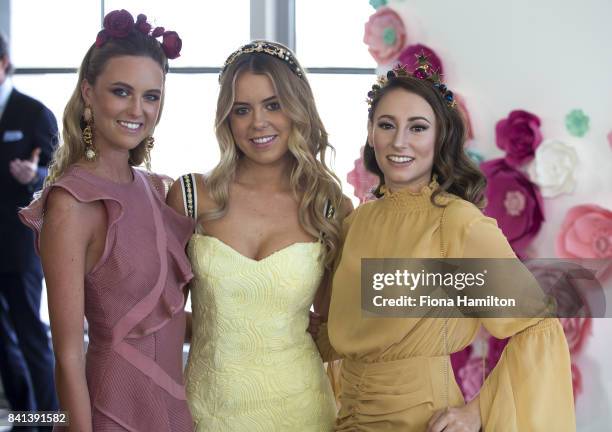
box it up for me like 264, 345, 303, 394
366, 54, 457, 113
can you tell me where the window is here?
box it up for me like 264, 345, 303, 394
296, 0, 374, 68
295, 0, 376, 199
7, 0, 376, 320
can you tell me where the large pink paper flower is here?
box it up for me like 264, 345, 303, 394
455, 93, 474, 141
487, 336, 509, 371
571, 363, 582, 400
524, 260, 604, 318
364, 7, 407, 65
557, 205, 612, 284
495, 110, 543, 167
481, 158, 545, 253
450, 345, 472, 393
457, 357, 489, 401
557, 205, 612, 260
347, 146, 378, 203
397, 43, 443, 75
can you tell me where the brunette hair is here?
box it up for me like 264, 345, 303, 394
364, 75, 486, 208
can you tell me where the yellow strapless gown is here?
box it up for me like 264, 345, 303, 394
185, 235, 336, 431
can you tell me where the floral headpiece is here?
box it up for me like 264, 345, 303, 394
95, 10, 182, 60
219, 40, 303, 83
366, 54, 456, 112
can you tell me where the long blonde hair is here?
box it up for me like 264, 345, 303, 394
205, 44, 344, 268
46, 30, 169, 186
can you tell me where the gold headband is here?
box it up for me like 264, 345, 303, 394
219, 40, 304, 83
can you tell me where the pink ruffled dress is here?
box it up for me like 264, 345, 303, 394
19, 166, 195, 431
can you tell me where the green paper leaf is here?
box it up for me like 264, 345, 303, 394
382, 27, 396, 45
565, 109, 590, 137
369, 0, 388, 9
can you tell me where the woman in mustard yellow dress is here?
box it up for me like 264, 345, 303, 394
317, 61, 575, 431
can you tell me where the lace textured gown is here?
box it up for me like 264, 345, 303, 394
185, 235, 336, 431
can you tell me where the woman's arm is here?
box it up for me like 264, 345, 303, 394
167, 179, 194, 344
312, 195, 354, 320
312, 196, 355, 361
40, 188, 104, 432
431, 203, 574, 431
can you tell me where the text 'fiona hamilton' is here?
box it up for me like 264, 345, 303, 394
372, 295, 517, 308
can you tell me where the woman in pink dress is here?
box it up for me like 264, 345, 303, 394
19, 10, 194, 431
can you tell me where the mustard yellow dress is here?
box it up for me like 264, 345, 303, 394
319, 181, 575, 431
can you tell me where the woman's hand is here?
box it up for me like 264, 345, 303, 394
426, 397, 481, 432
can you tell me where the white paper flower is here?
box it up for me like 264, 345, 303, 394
529, 139, 578, 197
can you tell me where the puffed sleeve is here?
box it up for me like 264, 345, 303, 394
460, 216, 575, 431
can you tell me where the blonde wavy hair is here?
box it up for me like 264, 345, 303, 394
205, 43, 344, 268
45, 30, 169, 186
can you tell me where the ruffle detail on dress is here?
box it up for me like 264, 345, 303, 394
380, 178, 453, 211
18, 171, 124, 261
126, 174, 195, 339
336, 356, 455, 431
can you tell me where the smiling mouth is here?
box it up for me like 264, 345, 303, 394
117, 120, 143, 131
387, 155, 415, 164
249, 135, 277, 147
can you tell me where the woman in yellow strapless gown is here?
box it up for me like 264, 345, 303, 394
167, 41, 352, 431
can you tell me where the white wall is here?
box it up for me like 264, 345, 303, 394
386, 1, 611, 429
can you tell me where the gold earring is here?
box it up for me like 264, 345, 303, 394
144, 136, 154, 170
82, 106, 96, 160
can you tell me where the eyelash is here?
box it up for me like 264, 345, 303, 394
378, 121, 395, 130
377, 122, 429, 132
266, 101, 281, 111
233, 107, 249, 116
233, 101, 282, 116
111, 88, 160, 102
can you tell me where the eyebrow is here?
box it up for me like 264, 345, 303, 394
233, 95, 278, 105
377, 114, 431, 124
110, 81, 162, 94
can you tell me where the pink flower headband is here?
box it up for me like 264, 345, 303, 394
95, 9, 182, 60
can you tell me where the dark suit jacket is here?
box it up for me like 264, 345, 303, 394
0, 88, 58, 272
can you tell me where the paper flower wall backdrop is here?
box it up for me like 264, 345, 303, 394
557, 205, 612, 259
495, 110, 543, 167
565, 109, 590, 137
397, 43, 443, 75
560, 318, 592, 354
369, 0, 388, 9
457, 357, 489, 402
528, 139, 578, 197
364, 7, 407, 64
481, 158, 545, 253
347, 146, 378, 203
465, 148, 484, 165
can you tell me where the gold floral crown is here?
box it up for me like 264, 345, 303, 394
219, 40, 304, 83
366, 54, 456, 112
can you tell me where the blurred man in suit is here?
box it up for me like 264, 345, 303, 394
0, 31, 58, 424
